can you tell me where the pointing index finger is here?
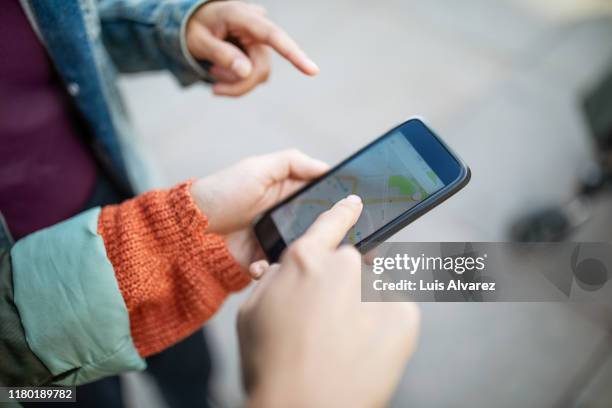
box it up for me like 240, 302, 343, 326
301, 195, 363, 250
227, 7, 319, 76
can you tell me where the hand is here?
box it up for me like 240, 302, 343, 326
238, 197, 421, 408
186, 1, 319, 96
190, 149, 329, 267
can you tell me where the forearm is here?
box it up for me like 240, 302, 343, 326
3, 208, 144, 386
98, 180, 251, 356
1, 180, 249, 386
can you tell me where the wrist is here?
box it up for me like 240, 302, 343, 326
190, 178, 220, 233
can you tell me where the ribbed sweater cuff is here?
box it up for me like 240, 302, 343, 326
167, 181, 250, 291
98, 180, 251, 357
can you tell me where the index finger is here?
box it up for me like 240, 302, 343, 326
226, 7, 319, 76
301, 195, 363, 250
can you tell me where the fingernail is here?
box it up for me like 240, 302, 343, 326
346, 194, 362, 204
232, 58, 252, 78
313, 158, 330, 169
250, 263, 264, 278
302, 57, 319, 75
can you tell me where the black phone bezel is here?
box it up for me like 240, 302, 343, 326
254, 118, 471, 262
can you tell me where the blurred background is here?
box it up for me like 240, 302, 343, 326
117, 0, 612, 406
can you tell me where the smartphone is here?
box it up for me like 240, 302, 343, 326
254, 118, 471, 262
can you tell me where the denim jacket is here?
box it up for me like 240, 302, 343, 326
0, 0, 212, 387
23, 0, 214, 194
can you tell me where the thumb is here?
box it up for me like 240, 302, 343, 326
188, 25, 252, 78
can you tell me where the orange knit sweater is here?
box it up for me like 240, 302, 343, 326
97, 180, 251, 357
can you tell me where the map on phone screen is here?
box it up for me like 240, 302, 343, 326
271, 131, 445, 245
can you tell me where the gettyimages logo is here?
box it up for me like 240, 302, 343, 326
371, 245, 488, 275
361, 242, 612, 302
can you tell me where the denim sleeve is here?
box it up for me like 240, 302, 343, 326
97, 0, 215, 85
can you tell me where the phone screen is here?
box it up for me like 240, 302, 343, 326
270, 130, 446, 245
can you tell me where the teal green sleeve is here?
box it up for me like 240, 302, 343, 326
0, 246, 53, 386
10, 208, 145, 385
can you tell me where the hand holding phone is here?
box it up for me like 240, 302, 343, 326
189, 150, 329, 269
255, 118, 471, 262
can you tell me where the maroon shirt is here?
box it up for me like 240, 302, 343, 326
0, 0, 97, 240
